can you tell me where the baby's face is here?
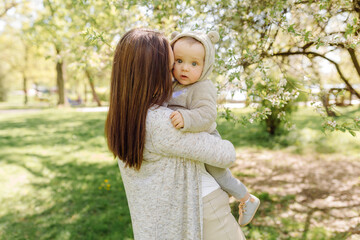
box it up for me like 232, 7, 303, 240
173, 39, 205, 85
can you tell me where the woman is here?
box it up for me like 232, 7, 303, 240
105, 28, 245, 240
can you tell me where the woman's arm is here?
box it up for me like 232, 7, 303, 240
149, 108, 236, 168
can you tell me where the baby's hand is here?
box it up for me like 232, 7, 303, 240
169, 111, 184, 129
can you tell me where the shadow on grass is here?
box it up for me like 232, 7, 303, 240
230, 192, 352, 240
0, 113, 106, 151
0, 156, 133, 240
0, 110, 134, 240
230, 148, 360, 240
1, 108, 359, 240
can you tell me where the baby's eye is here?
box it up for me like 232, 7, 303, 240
177, 59, 182, 63
192, 62, 197, 66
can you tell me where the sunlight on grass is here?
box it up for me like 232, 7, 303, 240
0, 106, 359, 239
0, 109, 133, 240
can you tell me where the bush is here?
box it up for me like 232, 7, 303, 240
260, 77, 301, 135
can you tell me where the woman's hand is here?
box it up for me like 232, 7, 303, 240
170, 111, 184, 129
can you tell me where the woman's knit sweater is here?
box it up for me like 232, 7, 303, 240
118, 105, 236, 240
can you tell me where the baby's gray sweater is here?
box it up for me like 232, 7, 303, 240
167, 79, 247, 200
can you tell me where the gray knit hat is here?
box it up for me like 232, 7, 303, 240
170, 30, 220, 82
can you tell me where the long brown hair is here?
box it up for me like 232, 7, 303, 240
105, 28, 173, 170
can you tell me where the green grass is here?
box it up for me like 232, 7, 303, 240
0, 109, 132, 240
0, 106, 359, 239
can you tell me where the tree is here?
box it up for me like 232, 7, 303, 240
3, 0, 358, 133
0, 0, 19, 18
30, 0, 147, 106
30, 0, 73, 105
75, 0, 359, 134
148, 0, 360, 134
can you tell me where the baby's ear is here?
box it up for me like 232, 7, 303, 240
207, 31, 220, 44
171, 31, 180, 40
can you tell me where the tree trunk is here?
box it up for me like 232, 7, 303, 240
84, 82, 87, 103
321, 92, 337, 117
55, 46, 65, 105
56, 60, 65, 105
23, 74, 28, 105
85, 69, 101, 107
0, 77, 6, 102
23, 43, 29, 105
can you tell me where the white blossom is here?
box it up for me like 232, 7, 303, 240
264, 108, 272, 115
292, 91, 300, 100
284, 122, 296, 131
278, 78, 287, 87
315, 106, 323, 113
278, 111, 286, 119
327, 120, 337, 128
283, 92, 291, 101
251, 112, 260, 119
250, 103, 260, 108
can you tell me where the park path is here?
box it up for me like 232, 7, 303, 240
0, 109, 44, 114
232, 149, 360, 238
0, 107, 109, 115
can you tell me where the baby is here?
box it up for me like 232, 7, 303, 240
168, 30, 260, 226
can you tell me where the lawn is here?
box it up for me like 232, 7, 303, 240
0, 109, 132, 240
0, 106, 359, 239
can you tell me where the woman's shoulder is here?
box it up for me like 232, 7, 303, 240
146, 106, 177, 142
148, 105, 172, 116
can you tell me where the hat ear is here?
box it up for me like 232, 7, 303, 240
207, 31, 220, 44
171, 31, 180, 40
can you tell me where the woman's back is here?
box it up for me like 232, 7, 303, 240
118, 106, 236, 240
119, 106, 201, 239
107, 28, 244, 240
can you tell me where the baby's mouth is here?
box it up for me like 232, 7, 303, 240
181, 75, 188, 78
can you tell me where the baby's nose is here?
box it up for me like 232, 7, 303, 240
182, 64, 190, 71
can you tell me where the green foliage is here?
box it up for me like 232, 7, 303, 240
217, 106, 360, 154
260, 76, 301, 135
2, 0, 360, 134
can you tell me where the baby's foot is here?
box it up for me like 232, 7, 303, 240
238, 194, 260, 227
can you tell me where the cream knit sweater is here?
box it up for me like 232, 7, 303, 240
118, 105, 236, 240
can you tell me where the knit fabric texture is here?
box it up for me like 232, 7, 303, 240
118, 106, 236, 240
168, 79, 217, 133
